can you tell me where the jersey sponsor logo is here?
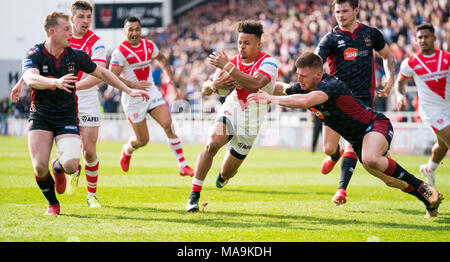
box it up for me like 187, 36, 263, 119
343, 48, 358, 60
81, 115, 99, 123
64, 125, 78, 131
237, 142, 251, 150
133, 112, 139, 119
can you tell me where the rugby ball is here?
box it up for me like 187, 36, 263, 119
216, 86, 234, 96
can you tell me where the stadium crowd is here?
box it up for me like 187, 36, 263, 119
2, 0, 449, 117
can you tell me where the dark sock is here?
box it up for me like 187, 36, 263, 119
339, 153, 358, 190
385, 158, 423, 190
35, 173, 59, 205
402, 184, 430, 207
218, 173, 225, 183
330, 145, 341, 161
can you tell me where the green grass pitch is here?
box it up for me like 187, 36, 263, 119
0, 136, 448, 242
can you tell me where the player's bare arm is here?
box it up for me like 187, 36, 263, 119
23, 68, 77, 93
75, 61, 106, 90
376, 44, 396, 97
393, 74, 409, 110
273, 82, 290, 96
156, 54, 176, 85
109, 65, 149, 90
89, 66, 149, 100
208, 51, 270, 93
248, 89, 328, 109
10, 76, 26, 102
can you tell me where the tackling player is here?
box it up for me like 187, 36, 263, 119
19, 12, 148, 215
185, 20, 279, 212
314, 0, 396, 205
248, 52, 444, 218
109, 16, 194, 176
395, 23, 450, 188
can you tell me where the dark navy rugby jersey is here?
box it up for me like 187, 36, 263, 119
315, 23, 386, 101
285, 74, 387, 145
22, 42, 97, 121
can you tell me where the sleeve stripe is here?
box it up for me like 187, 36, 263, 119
92, 59, 107, 63
110, 64, 124, 68
399, 72, 411, 79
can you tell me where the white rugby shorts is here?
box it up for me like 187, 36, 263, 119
215, 102, 263, 157
77, 93, 101, 127
419, 103, 450, 132
121, 87, 166, 123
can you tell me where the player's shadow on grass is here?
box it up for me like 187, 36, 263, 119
92, 205, 449, 231
396, 208, 449, 224
218, 188, 331, 196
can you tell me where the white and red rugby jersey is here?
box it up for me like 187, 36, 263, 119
210, 51, 278, 111
400, 49, 450, 108
110, 38, 160, 86
70, 30, 106, 96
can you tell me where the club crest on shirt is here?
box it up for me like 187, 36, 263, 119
363, 34, 371, 47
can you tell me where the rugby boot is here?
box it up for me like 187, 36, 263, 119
331, 188, 347, 205
87, 195, 101, 208
425, 193, 444, 218
51, 158, 66, 194
420, 164, 436, 188
179, 165, 194, 177
45, 204, 60, 216
120, 145, 132, 172
216, 173, 229, 189
186, 191, 200, 212
321, 148, 344, 174
66, 165, 81, 196
418, 183, 440, 206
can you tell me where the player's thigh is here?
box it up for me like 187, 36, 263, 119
28, 129, 54, 175
361, 132, 389, 167
322, 125, 341, 153
149, 104, 174, 132
206, 121, 230, 151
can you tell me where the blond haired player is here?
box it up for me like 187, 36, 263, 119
17, 11, 148, 215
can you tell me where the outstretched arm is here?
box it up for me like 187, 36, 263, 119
247, 89, 328, 109
89, 66, 149, 100
376, 44, 396, 98
75, 61, 106, 90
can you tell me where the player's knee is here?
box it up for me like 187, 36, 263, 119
361, 155, 380, 170
56, 136, 81, 172
204, 140, 222, 155
34, 162, 49, 177
323, 145, 338, 156
136, 136, 149, 147
62, 158, 80, 174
